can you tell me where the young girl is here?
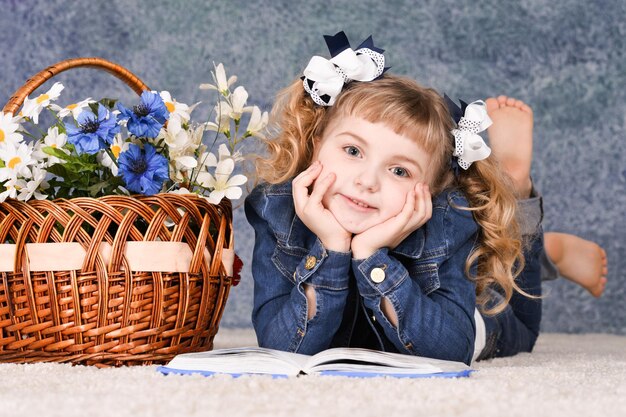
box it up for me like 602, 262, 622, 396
245, 32, 607, 364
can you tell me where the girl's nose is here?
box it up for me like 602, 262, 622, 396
354, 169, 379, 191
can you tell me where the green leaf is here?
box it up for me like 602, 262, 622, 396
46, 163, 70, 178
88, 102, 100, 114
42, 146, 70, 160
100, 98, 118, 109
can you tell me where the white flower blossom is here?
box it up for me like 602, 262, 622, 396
36, 126, 69, 166
0, 142, 36, 181
0, 112, 23, 149
161, 119, 203, 182
161, 117, 195, 151
17, 166, 48, 201
199, 63, 237, 96
169, 187, 193, 195
159, 91, 194, 123
0, 177, 22, 202
196, 144, 247, 204
195, 151, 217, 173
20, 82, 64, 124
98, 134, 129, 176
205, 101, 232, 134
49, 97, 96, 119
225, 86, 254, 120
245, 106, 269, 139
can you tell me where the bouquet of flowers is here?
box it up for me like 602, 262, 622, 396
0, 63, 267, 204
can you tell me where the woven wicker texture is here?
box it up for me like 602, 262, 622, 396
0, 59, 235, 366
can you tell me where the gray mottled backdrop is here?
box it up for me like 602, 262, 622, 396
1, 0, 624, 333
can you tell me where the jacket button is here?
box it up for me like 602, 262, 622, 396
304, 256, 317, 270
370, 267, 385, 283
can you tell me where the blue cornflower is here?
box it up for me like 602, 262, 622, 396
65, 105, 120, 154
117, 143, 169, 195
117, 91, 169, 138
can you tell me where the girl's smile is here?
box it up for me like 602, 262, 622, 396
313, 115, 432, 234
339, 193, 377, 212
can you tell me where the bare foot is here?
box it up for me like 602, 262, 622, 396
544, 232, 608, 297
485, 96, 534, 198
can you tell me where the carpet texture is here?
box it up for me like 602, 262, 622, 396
0, 328, 624, 417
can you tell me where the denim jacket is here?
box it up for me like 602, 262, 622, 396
245, 179, 481, 365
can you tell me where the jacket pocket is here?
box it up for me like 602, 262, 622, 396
271, 245, 307, 284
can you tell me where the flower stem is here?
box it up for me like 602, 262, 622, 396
104, 147, 119, 168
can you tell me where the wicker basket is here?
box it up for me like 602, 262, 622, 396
0, 58, 237, 366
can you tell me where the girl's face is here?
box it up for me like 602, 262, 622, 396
313, 115, 432, 235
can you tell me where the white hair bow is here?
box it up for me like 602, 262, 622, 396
302, 33, 385, 106
451, 100, 492, 170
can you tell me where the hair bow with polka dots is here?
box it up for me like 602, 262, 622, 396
449, 100, 492, 170
302, 31, 387, 106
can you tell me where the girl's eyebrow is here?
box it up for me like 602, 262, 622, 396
337, 131, 367, 145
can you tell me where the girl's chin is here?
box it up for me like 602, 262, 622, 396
334, 219, 373, 235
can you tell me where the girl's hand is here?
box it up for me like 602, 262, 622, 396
351, 183, 432, 259
293, 161, 352, 252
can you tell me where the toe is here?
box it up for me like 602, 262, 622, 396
513, 99, 524, 109
497, 95, 508, 106
485, 97, 499, 113
520, 102, 533, 114
506, 97, 516, 106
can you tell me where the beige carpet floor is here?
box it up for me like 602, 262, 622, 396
1, 329, 625, 417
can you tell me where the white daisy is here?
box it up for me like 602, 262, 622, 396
40, 126, 69, 166
98, 134, 129, 176
159, 91, 193, 122
0, 142, 36, 181
20, 82, 64, 124
0, 177, 23, 202
17, 166, 48, 201
0, 112, 23, 148
49, 97, 96, 119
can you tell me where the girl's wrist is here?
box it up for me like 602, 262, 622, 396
351, 244, 377, 260
321, 237, 351, 253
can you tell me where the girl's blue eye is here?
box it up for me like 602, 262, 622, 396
344, 146, 360, 157
391, 167, 409, 177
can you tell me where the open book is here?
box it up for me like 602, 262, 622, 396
157, 347, 473, 378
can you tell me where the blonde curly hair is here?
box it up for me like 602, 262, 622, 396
255, 74, 527, 315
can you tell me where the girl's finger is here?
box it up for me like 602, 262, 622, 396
424, 185, 432, 219
293, 161, 321, 186
292, 162, 322, 206
396, 188, 416, 224
414, 183, 426, 216
409, 184, 429, 227
309, 172, 335, 205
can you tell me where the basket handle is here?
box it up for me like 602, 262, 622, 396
3, 57, 150, 114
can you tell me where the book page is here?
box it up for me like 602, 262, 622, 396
304, 348, 469, 375
164, 347, 312, 376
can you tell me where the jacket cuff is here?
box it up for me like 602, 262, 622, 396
517, 181, 543, 236
295, 238, 352, 290
352, 248, 408, 297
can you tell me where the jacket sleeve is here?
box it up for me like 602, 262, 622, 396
244, 187, 352, 355
351, 193, 479, 364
